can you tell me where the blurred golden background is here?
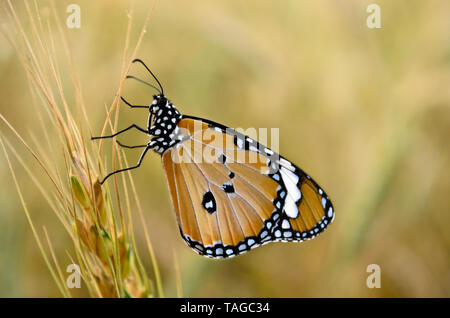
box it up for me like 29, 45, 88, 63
0, 0, 449, 297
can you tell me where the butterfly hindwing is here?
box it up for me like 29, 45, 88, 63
161, 116, 334, 258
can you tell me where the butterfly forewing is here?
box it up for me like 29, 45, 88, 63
162, 116, 334, 258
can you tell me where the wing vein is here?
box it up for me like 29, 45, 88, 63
182, 144, 248, 245
182, 144, 266, 224
302, 190, 320, 224
226, 194, 246, 243
177, 156, 205, 245
190, 138, 277, 206
180, 145, 224, 245
169, 157, 184, 231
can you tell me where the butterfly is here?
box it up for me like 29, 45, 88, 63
92, 59, 334, 258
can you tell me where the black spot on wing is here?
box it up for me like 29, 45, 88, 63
222, 182, 235, 193
218, 153, 226, 164
202, 190, 216, 214
233, 134, 250, 150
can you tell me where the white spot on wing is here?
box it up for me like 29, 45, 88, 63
321, 197, 327, 209
280, 167, 299, 189
236, 138, 244, 149
279, 158, 295, 172
249, 145, 259, 152
284, 197, 298, 219
280, 167, 301, 219
327, 206, 333, 218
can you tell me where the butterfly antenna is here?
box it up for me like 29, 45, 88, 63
126, 75, 161, 94
132, 58, 164, 95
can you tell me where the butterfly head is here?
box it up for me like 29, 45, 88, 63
149, 94, 181, 119
149, 94, 167, 113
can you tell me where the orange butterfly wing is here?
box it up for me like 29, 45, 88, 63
162, 116, 334, 258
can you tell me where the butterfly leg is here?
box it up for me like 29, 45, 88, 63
120, 96, 148, 109
100, 145, 151, 184
91, 124, 148, 140
116, 140, 147, 149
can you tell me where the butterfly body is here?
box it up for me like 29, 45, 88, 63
94, 60, 334, 259
147, 95, 182, 154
